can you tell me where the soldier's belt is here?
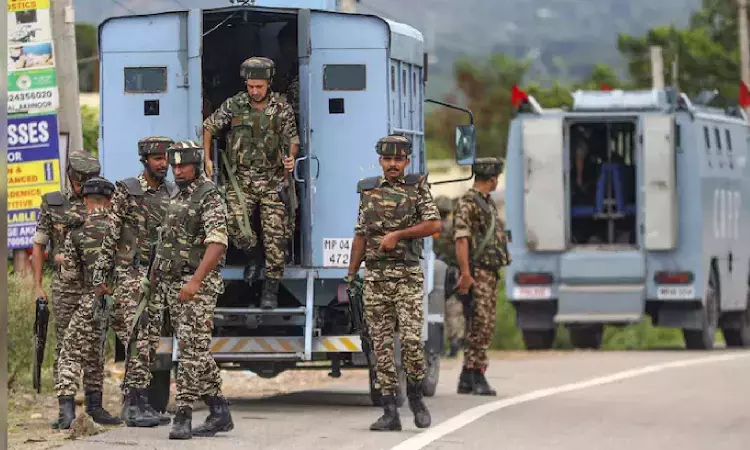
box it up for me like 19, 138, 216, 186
154, 258, 195, 275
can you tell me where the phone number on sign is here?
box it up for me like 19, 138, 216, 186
9, 90, 53, 102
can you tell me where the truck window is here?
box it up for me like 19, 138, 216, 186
725, 129, 732, 151
390, 66, 396, 92
323, 64, 366, 91
714, 127, 722, 153
124, 67, 167, 93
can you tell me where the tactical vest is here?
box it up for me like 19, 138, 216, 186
155, 180, 216, 277
227, 101, 284, 170
470, 192, 511, 271
116, 177, 176, 268
44, 191, 86, 260
357, 174, 424, 268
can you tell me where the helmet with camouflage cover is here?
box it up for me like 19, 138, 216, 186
240, 57, 276, 81
67, 150, 101, 183
375, 134, 412, 157
138, 136, 174, 157
473, 156, 504, 178
435, 196, 453, 215
82, 176, 115, 198
167, 140, 203, 166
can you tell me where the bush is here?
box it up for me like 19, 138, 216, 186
81, 105, 100, 157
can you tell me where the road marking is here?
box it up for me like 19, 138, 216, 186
391, 352, 749, 450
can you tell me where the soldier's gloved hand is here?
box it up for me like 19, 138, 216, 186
205, 159, 214, 178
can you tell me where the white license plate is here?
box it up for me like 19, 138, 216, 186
323, 238, 353, 268
657, 285, 695, 300
513, 286, 552, 299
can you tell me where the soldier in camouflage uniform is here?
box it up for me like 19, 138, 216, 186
152, 141, 233, 440
31, 150, 101, 429
203, 56, 299, 309
432, 196, 465, 358
346, 135, 440, 431
453, 157, 511, 396
55, 177, 122, 429
92, 137, 176, 428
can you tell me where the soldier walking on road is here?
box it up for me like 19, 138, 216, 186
203, 56, 299, 309
153, 141, 233, 440
31, 150, 103, 429
453, 157, 511, 396
346, 135, 440, 431
55, 177, 122, 429
92, 137, 176, 428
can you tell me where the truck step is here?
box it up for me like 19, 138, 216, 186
156, 335, 362, 356
215, 307, 306, 315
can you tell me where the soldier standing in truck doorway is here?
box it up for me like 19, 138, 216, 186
203, 56, 299, 309
153, 141, 233, 440
346, 135, 440, 431
92, 136, 176, 428
31, 150, 106, 429
432, 196, 465, 358
54, 176, 122, 429
453, 157, 511, 396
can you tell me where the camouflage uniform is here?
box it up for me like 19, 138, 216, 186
54, 177, 121, 429
203, 56, 299, 309
353, 135, 439, 431
31, 151, 100, 426
432, 196, 465, 356
453, 157, 511, 396
155, 141, 233, 440
92, 136, 176, 427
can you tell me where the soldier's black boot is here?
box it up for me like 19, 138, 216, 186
137, 389, 171, 425
260, 278, 280, 309
457, 366, 474, 394
169, 406, 192, 440
472, 369, 497, 396
370, 395, 402, 431
406, 381, 431, 428
85, 391, 123, 425
56, 395, 76, 430
192, 395, 234, 437
448, 339, 461, 358
122, 389, 161, 427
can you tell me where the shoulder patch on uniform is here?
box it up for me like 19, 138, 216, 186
357, 176, 380, 193
403, 174, 423, 185
120, 177, 144, 196
45, 191, 64, 206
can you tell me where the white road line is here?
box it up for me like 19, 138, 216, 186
391, 352, 750, 450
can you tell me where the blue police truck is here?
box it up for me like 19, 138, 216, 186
97, 0, 476, 410
504, 87, 750, 351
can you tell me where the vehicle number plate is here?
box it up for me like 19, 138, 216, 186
323, 238, 352, 268
513, 286, 552, 299
657, 285, 695, 300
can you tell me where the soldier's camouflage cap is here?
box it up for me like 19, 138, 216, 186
376, 134, 412, 157
168, 140, 203, 165
241, 57, 276, 81
82, 176, 115, 198
67, 150, 101, 182
473, 157, 504, 177
138, 136, 174, 157
434, 196, 453, 214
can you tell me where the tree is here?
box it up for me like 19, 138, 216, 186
76, 23, 98, 92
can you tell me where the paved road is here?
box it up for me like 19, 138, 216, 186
59, 350, 750, 450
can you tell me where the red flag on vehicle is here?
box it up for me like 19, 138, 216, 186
511, 85, 528, 107
601, 84, 613, 91
739, 81, 750, 107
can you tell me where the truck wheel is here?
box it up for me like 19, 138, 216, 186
522, 329, 555, 350
568, 325, 603, 349
422, 349, 440, 397
147, 369, 171, 413
723, 309, 750, 348
683, 268, 719, 350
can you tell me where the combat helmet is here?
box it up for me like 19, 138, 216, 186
240, 57, 276, 81
376, 134, 412, 157
473, 156, 504, 178
167, 140, 203, 166
81, 176, 115, 198
138, 136, 174, 158
67, 150, 101, 183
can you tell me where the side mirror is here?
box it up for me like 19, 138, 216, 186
455, 124, 476, 166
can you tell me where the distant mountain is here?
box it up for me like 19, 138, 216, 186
74, 0, 701, 97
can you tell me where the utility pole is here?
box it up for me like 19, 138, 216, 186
650, 46, 665, 91
50, 0, 84, 157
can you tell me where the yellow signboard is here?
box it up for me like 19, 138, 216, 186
8, 183, 60, 211
7, 0, 50, 12
7, 159, 59, 188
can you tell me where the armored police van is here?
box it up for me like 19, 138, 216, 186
505, 87, 750, 351
97, 0, 475, 410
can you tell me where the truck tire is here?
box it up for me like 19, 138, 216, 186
147, 369, 171, 413
723, 309, 750, 348
568, 325, 603, 349
683, 267, 719, 350
522, 329, 555, 350
422, 349, 440, 397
